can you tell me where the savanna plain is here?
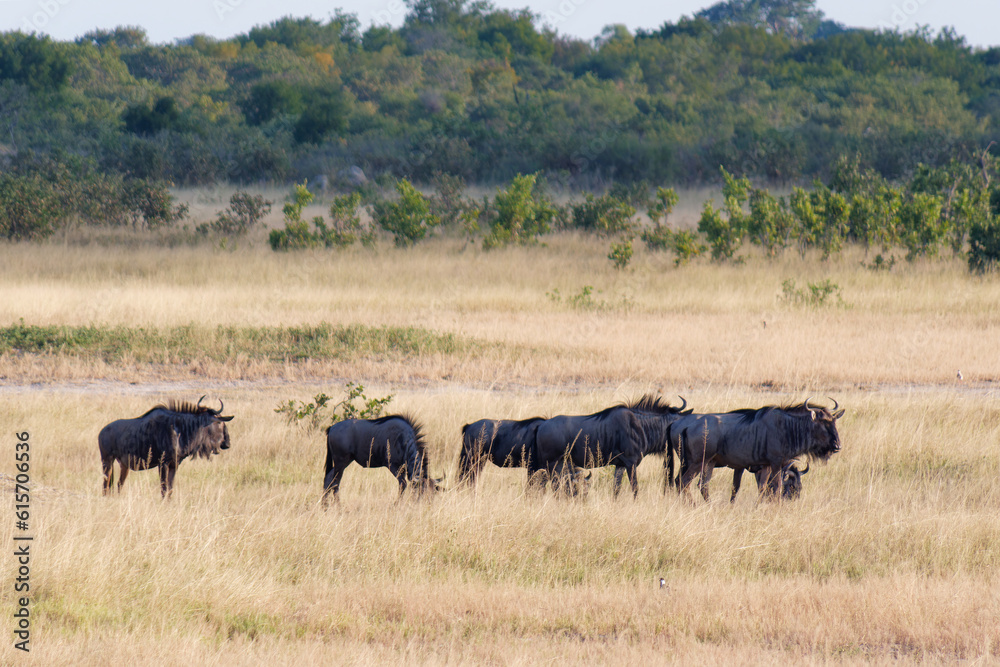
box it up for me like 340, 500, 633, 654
1, 208, 999, 664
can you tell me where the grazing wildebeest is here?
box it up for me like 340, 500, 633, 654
669, 398, 842, 502
322, 414, 443, 505
458, 417, 545, 486
730, 461, 808, 503
532, 395, 689, 498
99, 397, 234, 498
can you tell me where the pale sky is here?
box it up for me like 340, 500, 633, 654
2, 0, 998, 48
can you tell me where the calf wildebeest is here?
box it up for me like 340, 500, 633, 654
730, 461, 808, 503
458, 417, 545, 486
99, 397, 234, 498
669, 398, 842, 502
532, 395, 689, 498
322, 414, 443, 505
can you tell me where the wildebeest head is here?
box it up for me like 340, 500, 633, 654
421, 474, 446, 494
797, 397, 844, 462
568, 468, 592, 499
183, 396, 234, 459
780, 461, 808, 500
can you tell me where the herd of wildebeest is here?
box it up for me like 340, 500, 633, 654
98, 394, 845, 504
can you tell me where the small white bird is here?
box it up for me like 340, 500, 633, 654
957, 370, 964, 381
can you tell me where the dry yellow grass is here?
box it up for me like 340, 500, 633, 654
1, 236, 998, 389
1, 233, 999, 663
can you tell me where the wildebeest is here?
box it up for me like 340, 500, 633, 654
532, 395, 689, 498
99, 397, 234, 498
730, 461, 808, 503
669, 398, 842, 502
322, 414, 443, 505
457, 417, 545, 486
459, 417, 594, 495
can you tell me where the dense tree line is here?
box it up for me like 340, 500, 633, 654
0, 0, 998, 190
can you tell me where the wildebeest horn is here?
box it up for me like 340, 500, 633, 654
828, 397, 839, 413
803, 396, 812, 410
677, 396, 687, 412
800, 462, 809, 475
218, 398, 224, 414
197, 395, 206, 409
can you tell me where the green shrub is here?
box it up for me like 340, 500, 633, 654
646, 187, 679, 225
206, 191, 272, 236
608, 239, 633, 270
0, 172, 64, 240
371, 179, 439, 247
321, 192, 374, 248
570, 193, 636, 236
968, 216, 1000, 274
698, 168, 749, 261
780, 279, 845, 307
670, 230, 707, 266
482, 173, 555, 249
269, 182, 319, 250
275, 382, 394, 431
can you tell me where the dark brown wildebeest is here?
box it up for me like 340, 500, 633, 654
458, 417, 545, 486
322, 414, 443, 505
669, 398, 842, 502
459, 417, 593, 496
730, 461, 808, 503
99, 397, 234, 498
532, 395, 689, 498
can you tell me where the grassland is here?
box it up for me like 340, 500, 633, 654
1, 232, 999, 664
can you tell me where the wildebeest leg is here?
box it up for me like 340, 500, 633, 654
526, 467, 547, 495
159, 464, 175, 499
731, 468, 745, 503
698, 463, 715, 502
102, 457, 114, 495
627, 465, 638, 499
757, 465, 781, 500
322, 466, 345, 506
662, 455, 671, 495
391, 463, 409, 499
116, 462, 130, 493
678, 455, 700, 503
612, 466, 624, 497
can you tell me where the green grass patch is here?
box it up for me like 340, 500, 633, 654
0, 320, 466, 363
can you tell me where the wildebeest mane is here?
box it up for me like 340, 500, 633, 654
462, 416, 545, 435
371, 413, 428, 454
733, 401, 828, 424
623, 394, 688, 415
138, 400, 218, 417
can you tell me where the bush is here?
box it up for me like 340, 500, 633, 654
608, 239, 633, 270
968, 216, 1000, 274
269, 182, 319, 250
0, 172, 64, 240
318, 192, 375, 248
670, 230, 707, 266
780, 279, 844, 307
482, 173, 555, 249
371, 179, 439, 247
275, 382, 393, 431
646, 187, 679, 225
206, 191, 272, 236
122, 178, 188, 230
570, 193, 636, 236
698, 168, 749, 261
747, 188, 794, 257
269, 184, 373, 250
